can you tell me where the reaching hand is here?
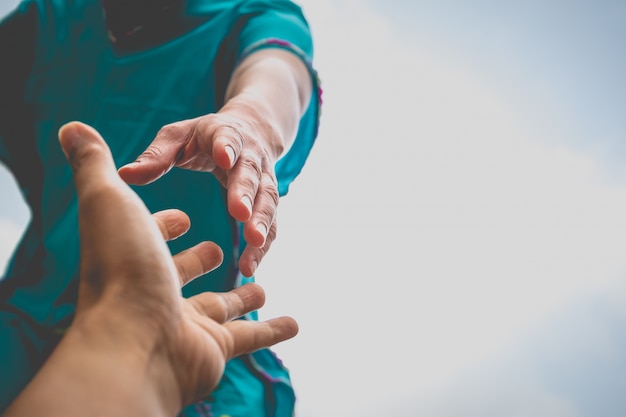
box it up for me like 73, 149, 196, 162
27, 121, 298, 415
118, 101, 281, 278
117, 48, 312, 279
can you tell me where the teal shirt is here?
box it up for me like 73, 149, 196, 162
0, 1, 320, 415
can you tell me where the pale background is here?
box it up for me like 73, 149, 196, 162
2, 1, 626, 416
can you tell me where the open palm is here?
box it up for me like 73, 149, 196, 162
59, 121, 298, 411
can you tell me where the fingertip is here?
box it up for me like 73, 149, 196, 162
227, 314, 298, 356
177, 240, 225, 287
117, 160, 137, 173
58, 121, 92, 158
117, 161, 137, 172
237, 254, 258, 278
58, 120, 83, 140
229, 196, 252, 223
117, 161, 160, 185
117, 148, 180, 184
269, 316, 299, 341
199, 240, 225, 269
242, 222, 266, 249
117, 164, 137, 183
152, 209, 192, 240
244, 281, 265, 295
241, 281, 264, 294
236, 282, 266, 309
57, 121, 109, 170
285, 316, 299, 337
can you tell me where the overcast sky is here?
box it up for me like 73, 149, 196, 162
2, 1, 626, 417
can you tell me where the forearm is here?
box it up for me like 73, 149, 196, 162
224, 48, 312, 159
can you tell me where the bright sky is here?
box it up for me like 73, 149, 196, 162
256, 1, 626, 416
2, 1, 626, 417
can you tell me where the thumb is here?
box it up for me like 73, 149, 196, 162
118, 122, 192, 185
58, 121, 119, 196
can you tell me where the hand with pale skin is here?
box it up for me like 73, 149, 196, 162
5, 121, 298, 417
118, 48, 313, 277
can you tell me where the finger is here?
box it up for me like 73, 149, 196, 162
188, 283, 266, 323
174, 241, 224, 287
239, 221, 277, 278
58, 121, 120, 195
211, 124, 244, 170
225, 317, 299, 358
241, 173, 279, 248
118, 120, 194, 185
152, 209, 191, 241
225, 147, 263, 222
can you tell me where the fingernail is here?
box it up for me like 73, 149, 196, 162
58, 123, 94, 164
256, 223, 267, 238
225, 145, 236, 166
120, 160, 139, 170
58, 123, 81, 156
241, 196, 253, 216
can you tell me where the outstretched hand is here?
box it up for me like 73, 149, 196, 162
118, 96, 281, 278
5, 121, 298, 417
117, 48, 313, 279
63, 120, 298, 408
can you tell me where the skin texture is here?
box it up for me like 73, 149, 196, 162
118, 48, 313, 277
5, 121, 299, 417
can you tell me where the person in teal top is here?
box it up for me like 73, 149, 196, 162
0, 1, 321, 416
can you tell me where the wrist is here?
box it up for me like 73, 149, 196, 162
70, 311, 185, 414
5, 325, 179, 417
224, 49, 309, 156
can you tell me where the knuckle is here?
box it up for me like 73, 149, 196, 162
261, 177, 280, 206
228, 124, 246, 149
139, 145, 165, 160
266, 221, 278, 242
236, 172, 260, 194
239, 154, 263, 177
157, 122, 188, 140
